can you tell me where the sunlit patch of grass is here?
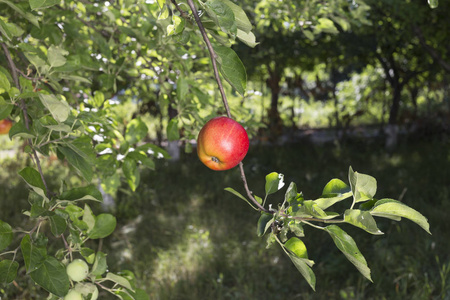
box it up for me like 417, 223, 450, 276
150, 225, 213, 294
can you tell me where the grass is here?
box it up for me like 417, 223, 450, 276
1, 135, 449, 299
104, 135, 449, 299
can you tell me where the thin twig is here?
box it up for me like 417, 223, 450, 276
238, 162, 268, 212
1, 42, 51, 197
170, 0, 190, 19
186, 0, 232, 119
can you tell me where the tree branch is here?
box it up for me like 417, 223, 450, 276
414, 25, 450, 73
1, 42, 51, 197
186, 0, 232, 119
170, 0, 190, 19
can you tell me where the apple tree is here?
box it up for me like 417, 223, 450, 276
0, 0, 432, 298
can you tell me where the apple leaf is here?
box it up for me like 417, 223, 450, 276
325, 225, 372, 282
29, 256, 70, 297
265, 172, 284, 195
344, 209, 383, 235
213, 45, 247, 96
0, 260, 19, 284
88, 214, 117, 239
370, 199, 431, 234
0, 220, 13, 251
349, 167, 377, 203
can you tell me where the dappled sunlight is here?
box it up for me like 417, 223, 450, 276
149, 225, 214, 293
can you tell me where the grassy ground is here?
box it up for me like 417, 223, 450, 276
105, 135, 449, 300
1, 135, 449, 299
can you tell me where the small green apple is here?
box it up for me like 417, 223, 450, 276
66, 259, 89, 282
64, 289, 83, 300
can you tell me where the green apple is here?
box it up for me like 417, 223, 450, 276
66, 259, 89, 282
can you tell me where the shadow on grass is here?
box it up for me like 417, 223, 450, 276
104, 136, 449, 299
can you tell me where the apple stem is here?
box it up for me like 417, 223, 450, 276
186, 0, 232, 119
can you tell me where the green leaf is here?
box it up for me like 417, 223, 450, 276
286, 253, 316, 291
0, 220, 13, 251
122, 157, 140, 192
167, 15, 185, 36
256, 213, 273, 237
20, 234, 47, 273
370, 199, 431, 234
284, 237, 308, 259
348, 167, 377, 203
38, 94, 70, 123
83, 204, 96, 233
49, 214, 67, 237
59, 185, 103, 202
303, 29, 315, 41
106, 272, 134, 291
88, 214, 117, 239
224, 187, 256, 209
325, 225, 372, 282
176, 77, 189, 101
58, 144, 93, 182
92, 91, 104, 108
344, 209, 383, 235
9, 118, 35, 139
314, 178, 353, 209
0, 70, 11, 92
204, 0, 237, 35
157, 4, 169, 20
0, 0, 40, 27
0, 19, 13, 41
315, 18, 339, 34
0, 260, 19, 284
80, 248, 96, 264
284, 182, 298, 204
47, 45, 68, 68
91, 251, 107, 276
125, 118, 148, 145
236, 29, 258, 47
0, 96, 14, 120
167, 118, 180, 141
29, 0, 60, 10
295, 200, 338, 219
220, 0, 252, 33
19, 167, 47, 199
265, 172, 284, 195
428, 0, 438, 8
116, 288, 150, 300
212, 45, 247, 95
29, 256, 70, 297
127, 151, 155, 170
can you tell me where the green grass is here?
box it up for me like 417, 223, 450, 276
103, 136, 449, 299
1, 136, 449, 299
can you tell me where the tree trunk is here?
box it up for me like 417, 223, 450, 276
388, 82, 402, 125
266, 70, 282, 137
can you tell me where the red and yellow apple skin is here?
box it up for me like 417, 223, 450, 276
197, 116, 249, 171
0, 119, 12, 135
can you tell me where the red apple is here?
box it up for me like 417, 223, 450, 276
197, 116, 249, 171
0, 119, 12, 135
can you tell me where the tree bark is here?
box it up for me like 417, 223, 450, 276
266, 67, 282, 137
